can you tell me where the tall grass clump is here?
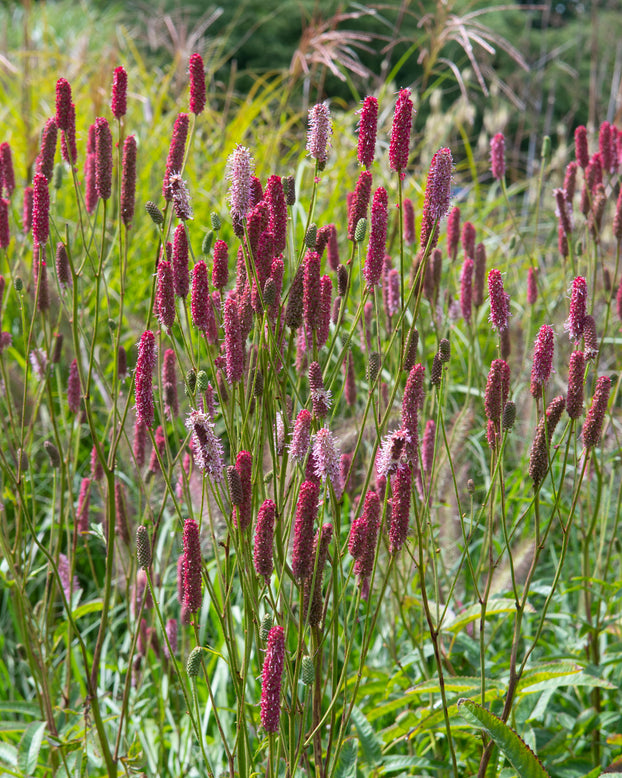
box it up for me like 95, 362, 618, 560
0, 47, 621, 778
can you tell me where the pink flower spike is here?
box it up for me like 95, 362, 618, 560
120, 135, 137, 227
67, 358, 81, 413
172, 224, 189, 297
183, 518, 203, 614
460, 257, 474, 324
163, 113, 189, 200
111, 66, 127, 119
261, 626, 285, 733
185, 408, 225, 480
582, 376, 610, 449
227, 145, 254, 221
234, 450, 253, 531
312, 427, 342, 497
188, 53, 206, 115
0, 199, 9, 249
254, 499, 276, 581
564, 276, 588, 342
419, 148, 453, 255
32, 172, 50, 248
306, 102, 332, 169
94, 117, 113, 201
348, 170, 373, 241
364, 187, 388, 290
574, 126, 589, 168
357, 95, 378, 168
403, 198, 415, 245
0, 143, 15, 197
156, 261, 176, 330
529, 325, 554, 399
289, 408, 312, 462
224, 293, 244, 383
292, 481, 320, 581
135, 331, 157, 428
487, 268, 510, 332
389, 464, 412, 554
447, 206, 460, 260
490, 132, 505, 180
566, 351, 585, 420
36, 119, 58, 182
55, 78, 72, 131
389, 89, 414, 173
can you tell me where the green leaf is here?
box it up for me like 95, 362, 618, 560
408, 676, 504, 696
457, 699, 550, 778
17, 720, 46, 776
350, 705, 382, 766
444, 599, 535, 634
0, 742, 17, 768
334, 737, 358, 778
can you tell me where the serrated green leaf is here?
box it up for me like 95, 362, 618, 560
334, 737, 358, 778
17, 720, 46, 775
350, 706, 382, 766
457, 699, 550, 778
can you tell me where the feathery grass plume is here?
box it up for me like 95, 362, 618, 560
292, 481, 320, 581
94, 118, 113, 200
485, 359, 510, 422
574, 125, 589, 168
529, 395, 566, 487
156, 261, 175, 330
224, 293, 244, 384
389, 88, 413, 174
32, 172, 50, 248
447, 205, 460, 260
582, 376, 611, 449
389, 464, 412, 554
0, 143, 15, 197
487, 268, 510, 332
135, 331, 157, 428
172, 225, 189, 297
76, 476, 91, 533
289, 408, 312, 462
305, 523, 333, 627
148, 425, 166, 475
22, 186, 33, 232
185, 408, 224, 480
163, 113, 189, 200
306, 102, 331, 169
120, 135, 137, 227
349, 490, 380, 587
111, 66, 127, 119
419, 148, 453, 255
136, 526, 151, 569
183, 518, 203, 614
0, 200, 9, 249
254, 499, 276, 582
188, 53, 206, 115
566, 351, 585, 419
357, 95, 378, 168
67, 358, 81, 413
564, 276, 587, 341
347, 170, 373, 241
460, 257, 474, 323
234, 451, 252, 530
529, 325, 554, 399
261, 625, 285, 733
60, 102, 77, 165
55, 78, 72, 131
36, 119, 57, 182
211, 239, 229, 290
162, 348, 178, 419
490, 132, 505, 180
364, 187, 388, 289
313, 427, 342, 497
227, 144, 254, 222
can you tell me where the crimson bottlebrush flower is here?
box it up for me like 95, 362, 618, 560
60, 101, 77, 165
313, 426, 342, 497
529, 395, 565, 486
183, 518, 203, 613
349, 490, 380, 582
156, 260, 176, 329
564, 161, 578, 204
84, 152, 98, 214
306, 102, 331, 168
185, 408, 224, 480
303, 250, 322, 334
317, 274, 332, 348
460, 257, 474, 323
36, 119, 57, 182
55, 78, 72, 131
364, 187, 388, 289
133, 417, 147, 467
447, 205, 460, 260
147, 425, 165, 474
487, 268, 510, 332
599, 121, 614, 173
357, 95, 378, 168
162, 348, 178, 419
582, 314, 599, 359
172, 224, 189, 297
490, 132, 505, 180
558, 223, 568, 258
254, 498, 276, 581
566, 351, 585, 419
325, 223, 339, 271
163, 113, 189, 200
191, 261, 212, 332
188, 53, 206, 115
249, 176, 263, 209
403, 198, 416, 245
292, 480, 320, 581
212, 239, 229, 290
234, 450, 253, 530
389, 88, 413, 173
419, 148, 453, 255
461, 221, 476, 258
315, 225, 332, 257
238, 285, 253, 342
588, 183, 606, 241
177, 554, 185, 605
527, 266, 538, 305
289, 408, 312, 462
227, 144, 254, 221
309, 361, 331, 419
91, 444, 104, 481
304, 523, 333, 626
261, 625, 285, 733
36, 258, 49, 312
0, 199, 9, 249
67, 358, 81, 413
485, 359, 510, 422
120, 135, 137, 227
22, 186, 33, 233
529, 325, 555, 399
472, 242, 486, 308
402, 363, 425, 436
224, 294, 244, 384
389, 464, 412, 553
94, 117, 113, 200
582, 376, 610, 448
32, 172, 50, 248
614, 188, 622, 241
135, 331, 157, 428
347, 170, 373, 241
586, 153, 603, 192
421, 419, 436, 475
0, 143, 15, 197
111, 66, 127, 118
564, 276, 587, 341
265, 177, 288, 255
574, 125, 589, 168
76, 476, 91, 533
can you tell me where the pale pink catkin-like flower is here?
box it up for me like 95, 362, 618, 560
289, 408, 312, 462
261, 626, 285, 733
357, 95, 378, 168
306, 102, 331, 168
403, 198, 415, 245
389, 89, 414, 173
312, 427, 342, 497
185, 408, 224, 480
227, 145, 254, 221
490, 132, 505, 180
487, 269, 510, 332
527, 266, 538, 305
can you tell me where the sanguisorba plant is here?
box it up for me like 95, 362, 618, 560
0, 50, 620, 778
